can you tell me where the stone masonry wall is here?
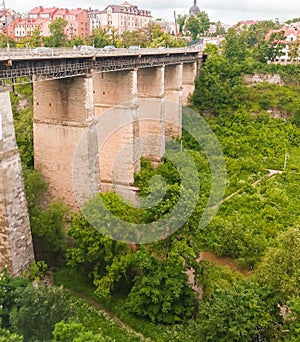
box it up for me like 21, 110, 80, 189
33, 63, 199, 209
0, 91, 34, 275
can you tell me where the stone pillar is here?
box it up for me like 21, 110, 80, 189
182, 61, 197, 105
0, 91, 34, 275
92, 70, 140, 203
33, 75, 99, 209
137, 66, 165, 166
93, 70, 137, 116
164, 64, 182, 139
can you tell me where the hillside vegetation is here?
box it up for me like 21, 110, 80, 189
2, 21, 300, 341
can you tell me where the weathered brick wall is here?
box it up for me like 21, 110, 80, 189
0, 91, 34, 275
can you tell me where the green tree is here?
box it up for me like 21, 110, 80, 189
66, 213, 135, 299
30, 201, 69, 265
10, 286, 76, 342
0, 328, 23, 341
126, 248, 197, 324
223, 27, 250, 62
191, 53, 245, 114
122, 30, 146, 47
264, 30, 286, 62
194, 282, 279, 341
28, 27, 42, 47
255, 227, 300, 298
185, 16, 200, 41
23, 169, 47, 212
0, 33, 16, 48
44, 18, 68, 47
281, 296, 300, 341
285, 17, 300, 25
213, 21, 226, 36
52, 321, 113, 342
0, 270, 29, 329
69, 36, 84, 48
288, 38, 300, 63
13, 107, 34, 168
185, 11, 210, 40
248, 20, 280, 46
52, 321, 86, 341
92, 28, 111, 48
177, 14, 188, 34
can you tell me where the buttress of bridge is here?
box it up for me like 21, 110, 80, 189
0, 91, 34, 275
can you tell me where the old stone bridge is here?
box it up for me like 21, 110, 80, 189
0, 46, 203, 275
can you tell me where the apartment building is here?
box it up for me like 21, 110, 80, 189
88, 1, 152, 34
7, 6, 90, 41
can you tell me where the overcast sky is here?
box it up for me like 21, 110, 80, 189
5, 0, 300, 25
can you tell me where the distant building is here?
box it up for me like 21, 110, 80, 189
208, 22, 230, 35
28, 6, 90, 39
154, 20, 179, 36
265, 27, 300, 63
265, 27, 298, 43
8, 6, 90, 41
7, 17, 51, 40
234, 20, 258, 28
189, 0, 200, 16
0, 8, 20, 35
88, 8, 102, 33
88, 2, 152, 34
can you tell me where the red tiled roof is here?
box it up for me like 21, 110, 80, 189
28, 6, 57, 15
14, 18, 50, 26
240, 20, 258, 25
265, 27, 298, 41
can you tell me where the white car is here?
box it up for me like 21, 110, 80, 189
80, 45, 94, 52
31, 47, 52, 56
103, 45, 116, 51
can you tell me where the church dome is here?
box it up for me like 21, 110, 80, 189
189, 0, 200, 16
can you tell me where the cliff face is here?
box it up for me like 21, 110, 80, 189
243, 73, 284, 86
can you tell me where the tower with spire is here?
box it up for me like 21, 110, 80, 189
189, 0, 200, 16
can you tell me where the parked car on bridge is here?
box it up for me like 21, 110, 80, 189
103, 45, 116, 51
31, 47, 52, 56
128, 45, 140, 51
80, 45, 94, 52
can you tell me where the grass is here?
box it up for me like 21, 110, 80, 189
54, 267, 197, 342
54, 269, 142, 341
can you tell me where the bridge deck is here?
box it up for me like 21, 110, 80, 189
0, 46, 203, 84
0, 46, 201, 60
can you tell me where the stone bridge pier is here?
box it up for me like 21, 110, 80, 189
33, 74, 98, 207
182, 61, 199, 105
0, 91, 34, 275
33, 61, 199, 209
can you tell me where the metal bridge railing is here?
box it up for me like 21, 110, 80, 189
0, 45, 202, 60
0, 46, 202, 84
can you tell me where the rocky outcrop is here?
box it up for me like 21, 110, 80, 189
243, 73, 284, 86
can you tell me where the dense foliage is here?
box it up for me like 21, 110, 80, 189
0, 270, 140, 341
4, 17, 300, 341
